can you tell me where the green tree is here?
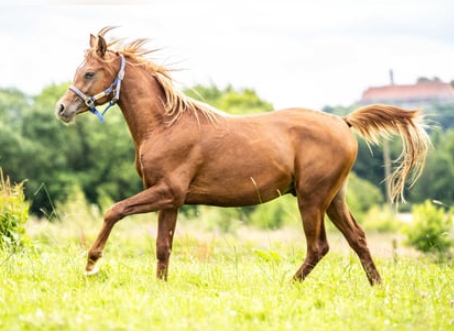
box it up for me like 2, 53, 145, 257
409, 129, 454, 205
429, 103, 454, 131
0, 84, 142, 217
7, 84, 98, 216
184, 83, 273, 115
346, 173, 384, 219
322, 104, 356, 117
0, 88, 37, 207
0, 88, 31, 130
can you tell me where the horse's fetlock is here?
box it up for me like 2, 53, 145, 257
156, 245, 171, 262
320, 243, 330, 257
88, 250, 103, 262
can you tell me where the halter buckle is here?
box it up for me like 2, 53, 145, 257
85, 98, 95, 108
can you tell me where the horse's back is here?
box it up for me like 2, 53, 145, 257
263, 108, 358, 159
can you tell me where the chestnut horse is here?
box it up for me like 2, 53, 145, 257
56, 27, 430, 285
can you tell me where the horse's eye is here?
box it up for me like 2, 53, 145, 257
84, 71, 95, 80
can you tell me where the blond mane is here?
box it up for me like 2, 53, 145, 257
91, 27, 224, 125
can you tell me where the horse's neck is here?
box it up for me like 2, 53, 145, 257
117, 64, 166, 145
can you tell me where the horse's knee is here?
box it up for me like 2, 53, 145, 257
104, 203, 124, 223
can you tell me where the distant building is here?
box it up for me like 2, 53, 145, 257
360, 80, 454, 109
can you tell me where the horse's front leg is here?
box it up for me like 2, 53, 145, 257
156, 209, 178, 280
84, 183, 183, 276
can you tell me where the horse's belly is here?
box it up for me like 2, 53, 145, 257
185, 168, 293, 207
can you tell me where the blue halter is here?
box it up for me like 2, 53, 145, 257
68, 54, 126, 122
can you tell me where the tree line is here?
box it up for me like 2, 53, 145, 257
0, 82, 453, 218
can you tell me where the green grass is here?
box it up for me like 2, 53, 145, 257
0, 217, 453, 331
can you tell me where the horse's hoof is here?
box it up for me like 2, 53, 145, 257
84, 264, 100, 276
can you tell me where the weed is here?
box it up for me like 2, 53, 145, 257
0, 168, 29, 249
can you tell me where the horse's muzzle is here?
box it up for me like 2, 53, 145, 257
55, 101, 76, 124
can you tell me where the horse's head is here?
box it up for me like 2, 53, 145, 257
56, 30, 125, 123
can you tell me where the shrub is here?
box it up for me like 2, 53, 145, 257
361, 205, 402, 233
249, 195, 299, 230
346, 173, 384, 222
0, 169, 29, 249
406, 200, 453, 258
188, 205, 245, 233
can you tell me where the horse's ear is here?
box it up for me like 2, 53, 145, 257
96, 35, 108, 58
89, 34, 97, 48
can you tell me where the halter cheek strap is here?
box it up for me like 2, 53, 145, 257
69, 54, 126, 122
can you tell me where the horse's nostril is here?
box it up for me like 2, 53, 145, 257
58, 103, 65, 114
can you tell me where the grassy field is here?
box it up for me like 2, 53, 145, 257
1, 215, 453, 331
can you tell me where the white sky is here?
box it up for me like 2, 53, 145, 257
1, 0, 454, 110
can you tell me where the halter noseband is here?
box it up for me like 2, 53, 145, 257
68, 54, 126, 122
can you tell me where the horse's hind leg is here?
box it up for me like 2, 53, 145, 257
326, 186, 382, 285
293, 196, 330, 281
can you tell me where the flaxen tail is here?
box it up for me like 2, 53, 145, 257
343, 104, 431, 202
